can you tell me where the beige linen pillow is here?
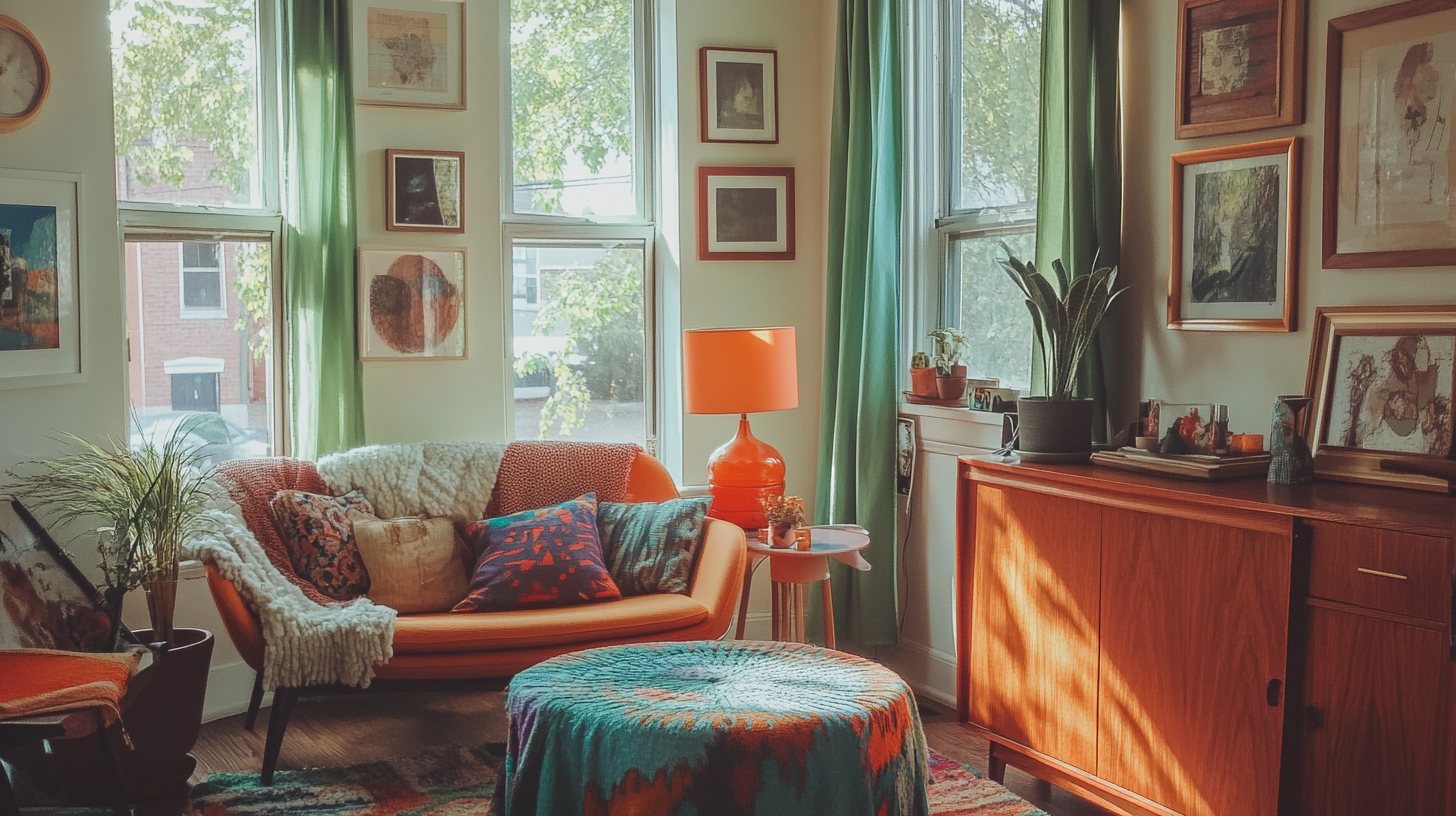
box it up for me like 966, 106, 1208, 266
350, 515, 471, 613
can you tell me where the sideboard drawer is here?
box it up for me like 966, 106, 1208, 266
1307, 520, 1450, 623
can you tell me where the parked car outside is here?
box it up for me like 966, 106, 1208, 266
128, 411, 270, 468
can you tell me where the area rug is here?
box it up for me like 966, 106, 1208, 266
190, 744, 1047, 816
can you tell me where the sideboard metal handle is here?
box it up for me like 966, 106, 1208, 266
1356, 567, 1408, 581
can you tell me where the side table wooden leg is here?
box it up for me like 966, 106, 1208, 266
770, 581, 781, 640
795, 583, 807, 642
820, 578, 835, 649
735, 567, 753, 640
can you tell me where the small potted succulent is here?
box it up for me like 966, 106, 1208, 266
929, 327, 969, 401
909, 351, 938, 398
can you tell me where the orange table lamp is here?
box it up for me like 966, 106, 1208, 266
683, 327, 798, 529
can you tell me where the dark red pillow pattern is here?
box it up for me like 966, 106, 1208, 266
453, 493, 621, 613
269, 489, 375, 601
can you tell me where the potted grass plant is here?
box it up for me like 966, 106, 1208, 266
999, 247, 1126, 461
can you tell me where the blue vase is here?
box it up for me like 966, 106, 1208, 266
1268, 395, 1314, 484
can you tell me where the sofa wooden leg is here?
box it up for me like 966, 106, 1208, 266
260, 687, 297, 786
244, 670, 264, 732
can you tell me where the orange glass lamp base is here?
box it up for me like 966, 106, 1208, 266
706, 414, 785, 529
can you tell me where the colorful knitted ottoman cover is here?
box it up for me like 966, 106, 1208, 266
501, 640, 930, 816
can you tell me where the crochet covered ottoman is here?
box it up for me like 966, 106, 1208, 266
499, 640, 930, 815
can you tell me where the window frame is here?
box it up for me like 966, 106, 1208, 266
178, 241, 228, 318
115, 0, 288, 454
501, 0, 663, 457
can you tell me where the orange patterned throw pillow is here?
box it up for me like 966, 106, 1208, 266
453, 493, 621, 613
269, 489, 375, 601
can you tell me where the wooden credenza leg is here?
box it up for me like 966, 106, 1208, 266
988, 747, 1007, 783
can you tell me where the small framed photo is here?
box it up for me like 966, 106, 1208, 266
896, 417, 917, 497
352, 0, 465, 110
358, 247, 466, 360
1306, 305, 1456, 492
1324, 2, 1456, 268
699, 47, 778, 143
1175, 0, 1306, 139
0, 169, 82, 389
697, 166, 795, 261
1170, 137, 1299, 333
386, 149, 464, 232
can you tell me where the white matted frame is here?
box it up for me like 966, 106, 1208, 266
357, 246, 467, 360
699, 47, 778, 144
0, 168, 82, 389
352, 0, 465, 110
696, 166, 795, 261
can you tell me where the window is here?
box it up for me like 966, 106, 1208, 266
112, 0, 282, 464
911, 0, 1044, 393
506, 0, 657, 450
180, 242, 225, 315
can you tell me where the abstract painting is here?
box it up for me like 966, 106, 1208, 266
1324, 334, 1454, 456
697, 166, 795, 261
358, 247, 466, 360
1176, 0, 1305, 138
700, 47, 778, 143
0, 169, 81, 388
352, 0, 464, 109
0, 499, 114, 652
386, 149, 464, 232
1326, 4, 1456, 267
1170, 138, 1298, 332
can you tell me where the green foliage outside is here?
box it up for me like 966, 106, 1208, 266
958, 0, 1042, 210
234, 244, 272, 360
958, 231, 1035, 391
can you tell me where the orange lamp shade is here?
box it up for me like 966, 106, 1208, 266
683, 327, 798, 529
683, 327, 798, 414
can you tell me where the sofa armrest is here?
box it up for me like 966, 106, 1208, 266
687, 518, 747, 638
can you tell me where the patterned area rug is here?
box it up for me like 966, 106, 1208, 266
189, 744, 1047, 815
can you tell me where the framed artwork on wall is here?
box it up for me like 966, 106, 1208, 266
0, 168, 82, 389
697, 167, 795, 261
1, 498, 115, 652
699, 47, 779, 144
357, 247, 466, 360
1305, 305, 1456, 492
1169, 137, 1300, 333
351, 0, 465, 110
385, 149, 464, 233
1324, 1, 1456, 268
1175, 0, 1307, 139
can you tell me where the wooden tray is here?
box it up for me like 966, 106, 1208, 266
902, 390, 965, 408
1090, 449, 1271, 481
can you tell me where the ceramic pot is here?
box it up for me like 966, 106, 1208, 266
936, 375, 968, 401
1268, 395, 1314, 484
909, 367, 939, 398
1016, 397, 1094, 463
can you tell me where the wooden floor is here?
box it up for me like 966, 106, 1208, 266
193, 685, 1112, 816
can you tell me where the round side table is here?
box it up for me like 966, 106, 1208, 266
734, 524, 871, 647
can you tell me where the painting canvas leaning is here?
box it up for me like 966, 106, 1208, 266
1324, 333, 1454, 457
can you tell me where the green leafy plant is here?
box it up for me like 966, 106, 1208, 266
998, 245, 1126, 401
6, 418, 221, 646
910, 351, 930, 369
928, 328, 970, 375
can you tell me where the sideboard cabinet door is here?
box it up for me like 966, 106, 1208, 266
967, 484, 1102, 775
1097, 507, 1293, 816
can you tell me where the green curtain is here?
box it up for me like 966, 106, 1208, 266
283, 0, 365, 459
1034, 0, 1122, 441
813, 0, 902, 647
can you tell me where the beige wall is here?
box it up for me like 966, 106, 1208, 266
1122, 0, 1456, 434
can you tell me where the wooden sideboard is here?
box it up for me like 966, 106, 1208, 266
956, 457, 1455, 816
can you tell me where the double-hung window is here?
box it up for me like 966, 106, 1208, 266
505, 0, 656, 451
910, 0, 1044, 393
111, 0, 283, 463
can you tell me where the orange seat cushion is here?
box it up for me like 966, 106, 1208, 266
391, 593, 710, 654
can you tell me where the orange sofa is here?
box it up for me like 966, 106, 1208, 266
202, 449, 746, 782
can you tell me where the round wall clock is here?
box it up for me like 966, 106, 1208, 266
0, 15, 49, 133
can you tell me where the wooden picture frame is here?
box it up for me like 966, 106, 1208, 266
1175, 0, 1306, 139
699, 47, 779, 144
385, 149, 464, 233
1324, 1, 1456, 268
1169, 138, 1299, 332
697, 166, 795, 261
357, 247, 467, 360
1, 497, 115, 652
1305, 305, 1456, 492
0, 168, 83, 388
351, 0, 465, 110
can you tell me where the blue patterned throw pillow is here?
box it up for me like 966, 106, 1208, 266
453, 493, 621, 613
596, 497, 711, 596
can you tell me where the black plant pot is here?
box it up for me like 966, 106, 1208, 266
1016, 397, 1094, 463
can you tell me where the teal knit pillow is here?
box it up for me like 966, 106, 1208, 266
596, 497, 711, 596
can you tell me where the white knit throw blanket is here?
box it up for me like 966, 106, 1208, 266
183, 505, 397, 691
316, 441, 507, 525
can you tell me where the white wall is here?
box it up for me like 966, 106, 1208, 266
1122, 0, 1456, 432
